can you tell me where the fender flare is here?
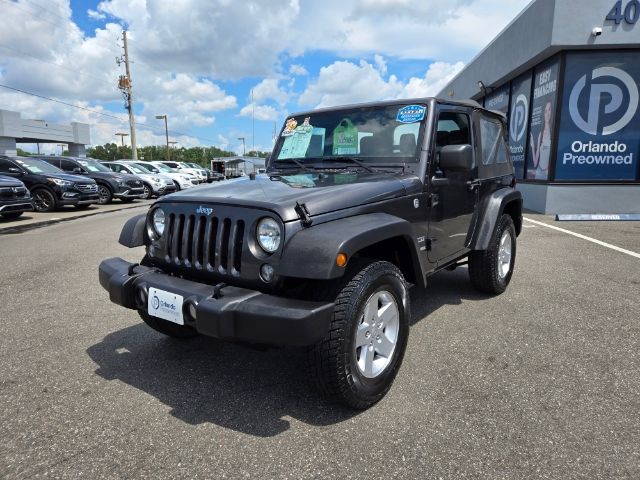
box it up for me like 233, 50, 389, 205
469, 189, 522, 251
118, 213, 148, 248
278, 213, 423, 283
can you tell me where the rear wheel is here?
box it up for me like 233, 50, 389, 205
32, 188, 57, 212
138, 310, 198, 338
306, 260, 410, 409
469, 214, 516, 294
97, 184, 113, 204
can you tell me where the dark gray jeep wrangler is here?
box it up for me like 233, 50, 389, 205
99, 98, 522, 409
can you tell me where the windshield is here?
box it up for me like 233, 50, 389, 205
272, 104, 426, 166
14, 158, 64, 174
78, 160, 111, 173
136, 163, 159, 173
151, 163, 172, 173
126, 164, 151, 174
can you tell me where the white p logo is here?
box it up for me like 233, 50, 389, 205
509, 94, 529, 142
569, 66, 639, 135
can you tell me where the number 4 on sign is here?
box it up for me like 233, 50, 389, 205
606, 0, 640, 25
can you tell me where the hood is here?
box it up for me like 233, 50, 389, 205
85, 171, 138, 182
30, 172, 95, 183
0, 175, 25, 188
161, 171, 422, 222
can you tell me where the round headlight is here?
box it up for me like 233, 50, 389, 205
256, 217, 281, 253
152, 208, 165, 237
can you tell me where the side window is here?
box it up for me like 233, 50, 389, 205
59, 160, 77, 171
0, 159, 15, 173
480, 118, 508, 165
436, 112, 471, 148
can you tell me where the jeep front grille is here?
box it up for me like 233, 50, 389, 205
164, 213, 245, 276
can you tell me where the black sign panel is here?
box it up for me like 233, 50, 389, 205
484, 84, 510, 114
556, 51, 640, 180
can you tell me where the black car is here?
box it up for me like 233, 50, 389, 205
99, 98, 523, 409
0, 156, 99, 212
36, 156, 144, 205
0, 175, 33, 219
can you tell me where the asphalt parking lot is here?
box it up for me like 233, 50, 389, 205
1, 208, 638, 479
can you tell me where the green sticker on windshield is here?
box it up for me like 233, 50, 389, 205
278, 118, 314, 159
332, 118, 358, 155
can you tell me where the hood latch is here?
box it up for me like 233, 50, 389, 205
295, 201, 313, 227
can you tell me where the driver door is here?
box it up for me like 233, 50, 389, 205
427, 108, 479, 264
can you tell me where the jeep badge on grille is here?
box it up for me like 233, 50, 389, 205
196, 206, 213, 216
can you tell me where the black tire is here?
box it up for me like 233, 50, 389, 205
306, 260, 410, 409
31, 188, 57, 212
74, 204, 92, 210
1, 211, 24, 219
97, 184, 113, 204
469, 214, 517, 294
141, 184, 153, 200
138, 310, 198, 339
173, 181, 181, 191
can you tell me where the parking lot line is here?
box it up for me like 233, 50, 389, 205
523, 216, 640, 259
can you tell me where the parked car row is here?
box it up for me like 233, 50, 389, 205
0, 155, 222, 220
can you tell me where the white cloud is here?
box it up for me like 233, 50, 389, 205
289, 64, 308, 76
299, 59, 403, 108
239, 104, 280, 122
402, 61, 466, 98
87, 9, 106, 20
251, 79, 289, 106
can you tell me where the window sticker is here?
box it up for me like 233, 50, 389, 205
281, 118, 298, 137
332, 118, 359, 155
278, 119, 314, 159
396, 105, 426, 124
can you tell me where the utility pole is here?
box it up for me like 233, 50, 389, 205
117, 30, 138, 159
156, 115, 170, 162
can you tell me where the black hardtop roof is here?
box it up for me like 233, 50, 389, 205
286, 97, 505, 122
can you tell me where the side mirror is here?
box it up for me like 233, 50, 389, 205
73, 167, 83, 174
8, 167, 23, 175
439, 144, 473, 171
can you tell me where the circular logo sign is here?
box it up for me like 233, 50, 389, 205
152, 295, 160, 310
509, 94, 529, 142
569, 66, 639, 136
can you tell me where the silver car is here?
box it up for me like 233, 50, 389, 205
103, 161, 176, 199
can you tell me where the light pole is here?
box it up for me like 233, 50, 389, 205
168, 141, 178, 161
115, 132, 129, 147
156, 115, 170, 162
57, 144, 66, 155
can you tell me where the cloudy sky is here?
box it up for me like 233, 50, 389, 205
0, 0, 531, 154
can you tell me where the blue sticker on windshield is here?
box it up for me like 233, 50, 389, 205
396, 105, 426, 123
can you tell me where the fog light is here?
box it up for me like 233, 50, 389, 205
137, 286, 147, 308
188, 303, 197, 320
260, 263, 275, 283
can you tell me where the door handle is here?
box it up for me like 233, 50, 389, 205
466, 179, 481, 190
431, 176, 449, 187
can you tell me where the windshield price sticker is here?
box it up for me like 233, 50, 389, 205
279, 118, 314, 159
396, 105, 426, 123
332, 118, 359, 155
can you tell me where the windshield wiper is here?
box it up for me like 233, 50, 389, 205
273, 158, 314, 172
321, 156, 375, 173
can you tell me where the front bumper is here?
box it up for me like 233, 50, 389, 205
59, 192, 99, 206
98, 257, 334, 346
0, 199, 33, 214
114, 187, 145, 199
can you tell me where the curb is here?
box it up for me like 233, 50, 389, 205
0, 202, 150, 235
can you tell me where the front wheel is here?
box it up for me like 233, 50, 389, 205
32, 188, 57, 212
173, 181, 181, 191
97, 185, 113, 204
468, 214, 516, 294
306, 260, 410, 409
141, 184, 153, 200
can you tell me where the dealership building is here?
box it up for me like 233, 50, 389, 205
439, 0, 640, 214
